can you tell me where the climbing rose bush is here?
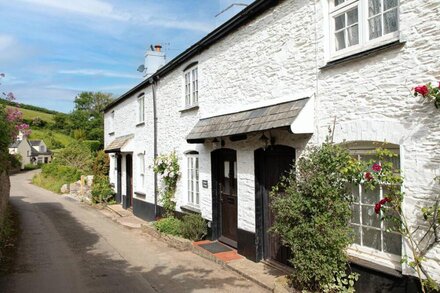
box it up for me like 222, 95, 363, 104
413, 81, 440, 109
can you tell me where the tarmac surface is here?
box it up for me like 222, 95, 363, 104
0, 170, 267, 293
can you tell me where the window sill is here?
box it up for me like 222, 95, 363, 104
134, 191, 146, 199
136, 122, 145, 127
180, 204, 201, 214
108, 132, 115, 136
347, 246, 401, 277
179, 105, 199, 113
321, 39, 405, 70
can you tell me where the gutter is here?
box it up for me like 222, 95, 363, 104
152, 78, 159, 218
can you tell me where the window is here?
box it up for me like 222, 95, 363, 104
109, 110, 115, 133
347, 142, 402, 265
184, 67, 198, 107
137, 94, 145, 123
186, 151, 199, 206
329, 0, 399, 57
40, 145, 45, 152
137, 153, 145, 192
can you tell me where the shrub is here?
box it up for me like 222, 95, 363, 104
53, 141, 93, 174
83, 140, 101, 153
23, 164, 40, 170
270, 142, 356, 292
92, 150, 109, 177
91, 175, 114, 204
154, 217, 182, 236
41, 163, 81, 183
180, 213, 207, 241
8, 154, 21, 169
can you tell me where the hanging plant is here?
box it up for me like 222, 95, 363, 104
413, 82, 440, 109
152, 151, 180, 217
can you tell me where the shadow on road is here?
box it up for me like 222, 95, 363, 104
2, 196, 257, 292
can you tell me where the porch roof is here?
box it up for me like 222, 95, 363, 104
104, 134, 134, 153
186, 98, 310, 143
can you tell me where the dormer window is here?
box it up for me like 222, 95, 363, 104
137, 94, 145, 123
329, 0, 399, 59
184, 66, 198, 108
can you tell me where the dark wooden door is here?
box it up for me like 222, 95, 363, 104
255, 145, 295, 265
216, 149, 238, 248
116, 155, 122, 204
125, 154, 133, 209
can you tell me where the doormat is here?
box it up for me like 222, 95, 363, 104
199, 241, 233, 254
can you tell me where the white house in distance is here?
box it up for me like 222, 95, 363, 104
9, 132, 52, 168
104, 0, 439, 290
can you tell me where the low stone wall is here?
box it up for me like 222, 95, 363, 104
141, 222, 192, 251
61, 175, 93, 203
0, 170, 10, 226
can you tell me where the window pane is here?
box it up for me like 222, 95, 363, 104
347, 24, 359, 46
369, 0, 381, 17
347, 8, 358, 25
362, 227, 381, 250
351, 224, 361, 244
224, 161, 230, 178
383, 232, 401, 255
362, 186, 380, 204
335, 31, 346, 51
335, 0, 345, 6
384, 209, 400, 231
351, 204, 360, 224
352, 184, 360, 202
362, 205, 380, 228
335, 14, 345, 31
369, 15, 382, 39
384, 9, 398, 34
384, 0, 398, 10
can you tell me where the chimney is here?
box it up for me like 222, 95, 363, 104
144, 44, 166, 79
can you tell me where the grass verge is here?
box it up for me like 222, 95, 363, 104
0, 204, 20, 276
32, 173, 64, 194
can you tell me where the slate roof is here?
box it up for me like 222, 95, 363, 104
9, 140, 21, 148
29, 140, 42, 146
186, 98, 309, 141
104, 134, 134, 153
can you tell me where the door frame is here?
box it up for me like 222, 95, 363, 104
116, 154, 122, 204
255, 145, 295, 262
211, 148, 237, 247
124, 153, 133, 209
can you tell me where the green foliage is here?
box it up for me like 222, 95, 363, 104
91, 175, 114, 204
322, 271, 359, 293
270, 142, 355, 291
29, 129, 74, 150
53, 141, 93, 174
154, 217, 182, 236
23, 163, 40, 170
72, 129, 87, 141
30, 117, 46, 127
413, 82, 440, 109
180, 213, 207, 241
83, 140, 101, 153
153, 151, 180, 217
8, 154, 21, 169
41, 163, 81, 183
0, 98, 59, 115
92, 150, 110, 177
0, 106, 13, 172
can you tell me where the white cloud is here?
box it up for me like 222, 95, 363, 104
0, 35, 15, 51
59, 69, 140, 79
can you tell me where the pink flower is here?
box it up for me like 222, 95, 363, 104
374, 203, 381, 214
364, 172, 373, 181
375, 197, 391, 214
372, 163, 382, 172
414, 85, 429, 96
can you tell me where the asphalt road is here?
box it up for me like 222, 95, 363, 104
0, 171, 266, 293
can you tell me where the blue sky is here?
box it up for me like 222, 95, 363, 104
0, 0, 253, 113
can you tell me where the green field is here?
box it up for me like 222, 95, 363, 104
7, 106, 55, 123
29, 129, 75, 150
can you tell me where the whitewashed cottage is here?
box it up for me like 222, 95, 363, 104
104, 0, 440, 290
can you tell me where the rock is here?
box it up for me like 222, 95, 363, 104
86, 175, 94, 187
60, 184, 69, 194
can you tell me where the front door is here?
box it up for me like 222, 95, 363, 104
125, 154, 133, 209
212, 149, 238, 248
255, 145, 295, 265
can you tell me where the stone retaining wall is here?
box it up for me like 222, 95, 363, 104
0, 171, 10, 226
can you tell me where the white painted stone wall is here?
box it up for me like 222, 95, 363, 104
105, 0, 440, 280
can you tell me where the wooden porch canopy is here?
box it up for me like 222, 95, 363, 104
186, 98, 310, 143
104, 134, 134, 153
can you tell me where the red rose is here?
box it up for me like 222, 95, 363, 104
364, 172, 373, 181
414, 85, 429, 96
372, 163, 382, 172
374, 203, 381, 214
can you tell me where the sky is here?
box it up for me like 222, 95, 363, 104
0, 0, 254, 113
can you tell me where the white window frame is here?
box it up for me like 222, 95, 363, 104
186, 152, 200, 207
347, 144, 402, 270
184, 66, 198, 108
137, 153, 145, 193
328, 0, 400, 60
137, 94, 145, 124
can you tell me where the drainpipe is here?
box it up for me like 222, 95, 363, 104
152, 78, 159, 218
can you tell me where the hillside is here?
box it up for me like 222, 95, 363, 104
29, 129, 75, 151
7, 106, 54, 123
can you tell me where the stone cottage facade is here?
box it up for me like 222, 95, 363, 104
104, 0, 440, 288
